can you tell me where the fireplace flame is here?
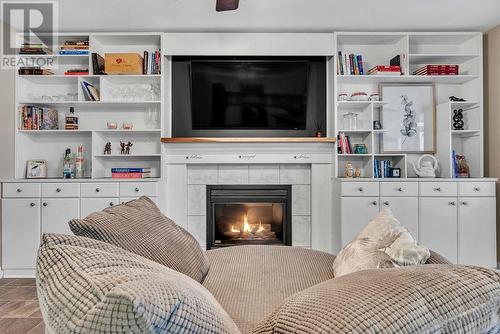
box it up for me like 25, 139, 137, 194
242, 213, 252, 233
225, 213, 276, 241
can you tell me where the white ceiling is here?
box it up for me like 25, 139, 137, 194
57, 0, 500, 33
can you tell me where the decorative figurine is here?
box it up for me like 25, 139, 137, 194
104, 142, 112, 155
122, 123, 133, 130
456, 155, 470, 178
107, 122, 117, 130
449, 96, 466, 102
412, 154, 438, 178
125, 141, 133, 154
354, 167, 362, 178
453, 109, 465, 130
373, 120, 382, 130
344, 161, 354, 178
120, 141, 126, 154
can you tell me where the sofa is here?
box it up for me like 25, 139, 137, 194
36, 197, 500, 333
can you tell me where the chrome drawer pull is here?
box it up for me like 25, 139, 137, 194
95, 188, 101, 193
56, 188, 61, 193
448, 201, 456, 206
371, 201, 377, 206
43, 202, 48, 207
30, 202, 35, 207
383, 201, 390, 206
109, 202, 114, 207
16, 188, 22, 193
473, 187, 480, 192
434, 187, 441, 192
358, 187, 364, 192
134, 187, 140, 192
397, 187, 403, 192
461, 201, 468, 206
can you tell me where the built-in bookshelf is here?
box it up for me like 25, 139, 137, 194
333, 32, 483, 178
14, 33, 164, 179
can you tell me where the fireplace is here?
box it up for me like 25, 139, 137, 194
206, 185, 292, 249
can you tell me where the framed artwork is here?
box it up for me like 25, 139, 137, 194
26, 160, 47, 179
380, 83, 436, 153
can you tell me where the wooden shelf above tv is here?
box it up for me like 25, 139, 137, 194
161, 137, 336, 143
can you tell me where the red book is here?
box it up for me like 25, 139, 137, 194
369, 65, 401, 72
111, 172, 143, 179
64, 71, 89, 75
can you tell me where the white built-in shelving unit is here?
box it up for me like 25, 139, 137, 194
333, 32, 483, 178
14, 33, 164, 179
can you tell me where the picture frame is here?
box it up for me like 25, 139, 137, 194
26, 160, 48, 179
390, 167, 401, 178
380, 83, 436, 154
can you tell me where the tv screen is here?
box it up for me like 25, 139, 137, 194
190, 61, 309, 130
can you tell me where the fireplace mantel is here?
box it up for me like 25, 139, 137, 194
161, 137, 336, 143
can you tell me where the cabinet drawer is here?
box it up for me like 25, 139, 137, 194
459, 182, 496, 197
3, 183, 41, 198
42, 183, 80, 198
420, 182, 457, 197
81, 183, 119, 198
341, 182, 379, 197
120, 182, 158, 197
120, 197, 158, 205
380, 182, 418, 197
80, 198, 119, 217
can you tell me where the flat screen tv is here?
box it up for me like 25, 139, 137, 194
172, 57, 326, 137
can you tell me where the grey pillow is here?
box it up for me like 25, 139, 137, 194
37, 233, 241, 334
69, 196, 210, 283
254, 265, 500, 334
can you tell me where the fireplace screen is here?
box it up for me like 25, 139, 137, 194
207, 185, 291, 249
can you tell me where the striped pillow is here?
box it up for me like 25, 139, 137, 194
69, 196, 210, 283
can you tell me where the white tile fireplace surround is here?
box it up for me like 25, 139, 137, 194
163, 142, 337, 254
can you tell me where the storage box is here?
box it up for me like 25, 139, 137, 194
104, 53, 143, 75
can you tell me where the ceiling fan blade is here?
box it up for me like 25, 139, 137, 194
216, 0, 239, 11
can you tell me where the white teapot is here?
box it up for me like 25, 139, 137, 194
412, 154, 438, 178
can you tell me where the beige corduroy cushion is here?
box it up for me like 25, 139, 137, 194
69, 196, 210, 283
36, 233, 241, 334
202, 246, 336, 334
253, 265, 500, 334
333, 208, 430, 277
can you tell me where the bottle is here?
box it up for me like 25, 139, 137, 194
75, 145, 84, 179
63, 149, 72, 179
65, 107, 79, 130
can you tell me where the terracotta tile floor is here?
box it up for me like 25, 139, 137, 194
0, 279, 44, 334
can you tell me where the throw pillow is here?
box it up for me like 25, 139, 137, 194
37, 233, 240, 334
69, 196, 210, 283
332, 208, 430, 277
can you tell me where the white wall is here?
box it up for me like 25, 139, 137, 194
0, 22, 15, 178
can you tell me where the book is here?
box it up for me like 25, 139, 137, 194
143, 51, 149, 74
81, 80, 100, 101
111, 172, 152, 179
111, 168, 152, 173
64, 71, 89, 75
58, 50, 89, 55
368, 65, 401, 75
18, 67, 54, 75
413, 65, 459, 76
39, 108, 59, 130
91, 53, 106, 75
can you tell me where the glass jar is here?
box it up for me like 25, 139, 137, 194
343, 112, 358, 130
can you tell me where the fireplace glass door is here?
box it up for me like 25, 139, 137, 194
207, 185, 291, 249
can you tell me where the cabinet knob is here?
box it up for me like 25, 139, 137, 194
397, 187, 403, 192
16, 188, 22, 193
30, 202, 35, 207
448, 201, 456, 206
134, 187, 140, 192
109, 202, 114, 207
358, 187, 364, 192
95, 188, 100, 193
371, 201, 378, 206
473, 187, 480, 192
461, 201, 468, 206
56, 188, 61, 193
383, 201, 390, 206
42, 202, 48, 207
434, 187, 441, 192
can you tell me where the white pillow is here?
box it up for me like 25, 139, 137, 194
333, 208, 430, 277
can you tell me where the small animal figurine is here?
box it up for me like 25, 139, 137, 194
354, 168, 362, 178
125, 141, 133, 154
104, 142, 112, 155
120, 141, 126, 155
412, 154, 438, 178
344, 161, 354, 178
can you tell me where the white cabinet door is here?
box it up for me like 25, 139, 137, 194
380, 197, 419, 240
420, 198, 458, 263
341, 197, 379, 246
458, 197, 496, 267
80, 198, 118, 217
41, 198, 80, 235
2, 199, 41, 270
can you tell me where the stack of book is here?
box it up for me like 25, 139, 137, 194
368, 65, 401, 76
337, 52, 364, 75
374, 159, 392, 178
143, 50, 161, 74
19, 43, 48, 55
59, 40, 89, 55
413, 65, 459, 76
111, 168, 152, 179
64, 68, 89, 75
337, 132, 353, 154
80, 80, 100, 101
18, 105, 58, 130
18, 67, 53, 75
